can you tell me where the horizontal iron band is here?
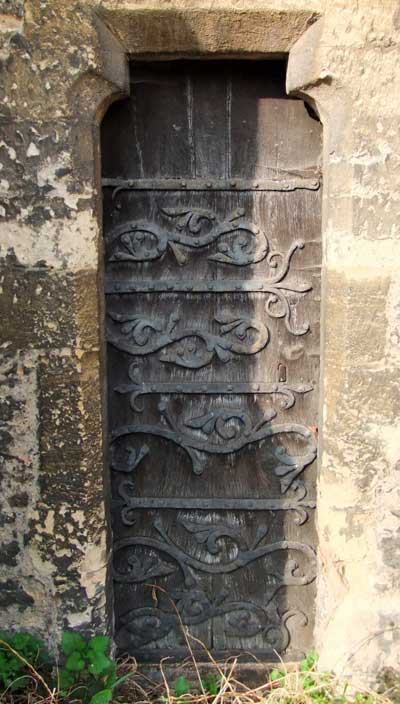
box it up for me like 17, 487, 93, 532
115, 381, 313, 395
111, 497, 316, 511
105, 279, 317, 294
102, 176, 320, 192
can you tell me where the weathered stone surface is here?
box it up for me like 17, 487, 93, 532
287, 6, 400, 682
0, 0, 399, 685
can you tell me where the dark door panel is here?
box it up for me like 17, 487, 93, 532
102, 60, 322, 662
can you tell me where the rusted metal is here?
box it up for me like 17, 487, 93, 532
102, 176, 321, 195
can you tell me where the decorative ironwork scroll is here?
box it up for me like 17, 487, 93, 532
113, 517, 316, 650
107, 298, 310, 368
111, 400, 317, 483
107, 312, 270, 368
105, 205, 308, 269
116, 599, 307, 653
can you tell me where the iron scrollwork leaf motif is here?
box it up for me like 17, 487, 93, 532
111, 400, 317, 484
107, 206, 270, 267
107, 312, 270, 369
116, 602, 306, 653
105, 205, 311, 278
114, 516, 316, 584
113, 517, 315, 651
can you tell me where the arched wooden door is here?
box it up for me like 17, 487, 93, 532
101, 60, 322, 662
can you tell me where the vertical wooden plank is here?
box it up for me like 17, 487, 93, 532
192, 65, 228, 178
130, 63, 192, 178
230, 61, 286, 179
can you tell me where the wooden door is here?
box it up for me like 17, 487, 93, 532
101, 61, 322, 662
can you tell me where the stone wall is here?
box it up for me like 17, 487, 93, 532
0, 0, 399, 685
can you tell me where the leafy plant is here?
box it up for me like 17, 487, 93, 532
269, 668, 285, 685
268, 651, 335, 704
0, 631, 50, 693
202, 672, 221, 696
59, 631, 129, 704
174, 675, 191, 698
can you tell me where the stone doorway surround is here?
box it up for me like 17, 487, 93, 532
0, 0, 399, 685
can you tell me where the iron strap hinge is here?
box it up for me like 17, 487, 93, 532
102, 176, 321, 193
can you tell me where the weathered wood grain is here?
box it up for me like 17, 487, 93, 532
102, 60, 322, 662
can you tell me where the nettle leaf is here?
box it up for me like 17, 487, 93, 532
87, 650, 113, 676
0, 649, 22, 676
0, 631, 50, 693
89, 635, 110, 654
61, 631, 86, 656
90, 688, 113, 704
12, 633, 36, 653
59, 668, 76, 690
65, 651, 86, 672
10, 632, 48, 665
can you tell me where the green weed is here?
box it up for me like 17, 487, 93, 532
0, 631, 50, 694
59, 632, 130, 704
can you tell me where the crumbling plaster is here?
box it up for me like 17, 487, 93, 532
0, 0, 399, 685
